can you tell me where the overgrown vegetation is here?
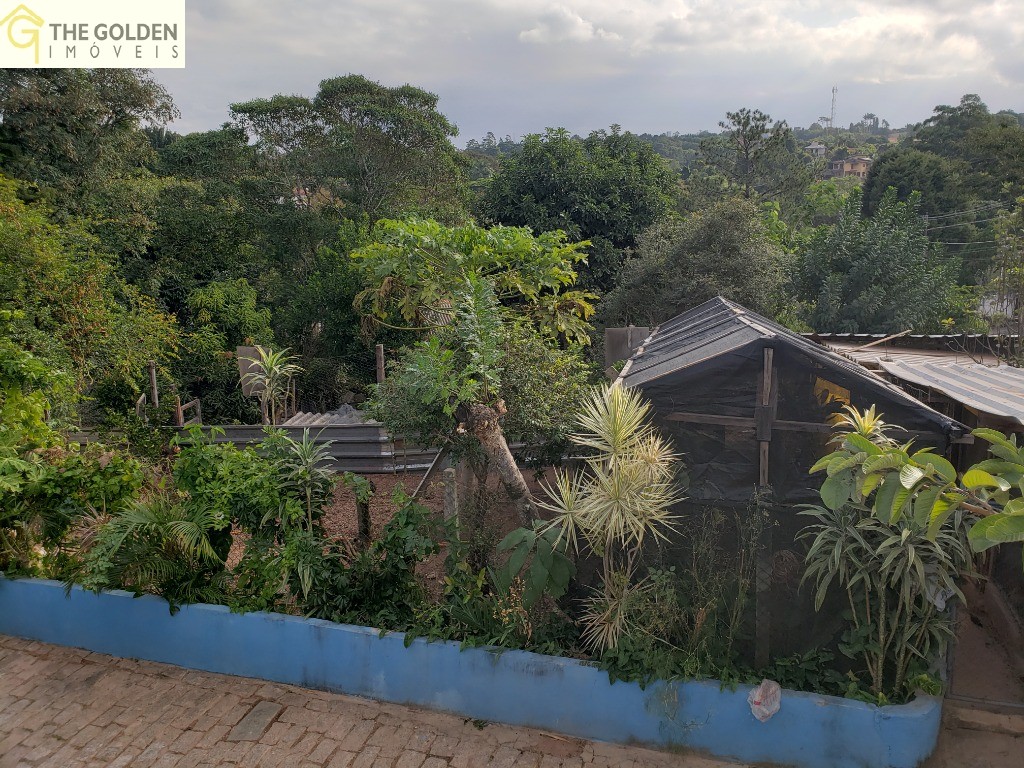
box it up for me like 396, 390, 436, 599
6, 65, 1024, 711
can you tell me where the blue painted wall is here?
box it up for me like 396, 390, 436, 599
0, 578, 941, 768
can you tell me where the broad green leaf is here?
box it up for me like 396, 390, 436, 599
526, 556, 550, 608
505, 541, 531, 578
810, 452, 842, 475
820, 475, 852, 511
914, 453, 956, 483
969, 510, 1024, 553
863, 452, 908, 475
973, 429, 1021, 455
860, 473, 884, 498
844, 433, 882, 456
872, 477, 902, 522
913, 484, 944, 526
827, 454, 865, 477
497, 527, 535, 552
900, 465, 925, 489
962, 469, 1010, 492
1004, 498, 1024, 515
973, 459, 1024, 475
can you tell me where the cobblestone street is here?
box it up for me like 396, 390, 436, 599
0, 635, 732, 768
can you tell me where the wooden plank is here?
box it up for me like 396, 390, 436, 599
664, 412, 755, 429
757, 347, 775, 489
761, 347, 774, 406
758, 442, 770, 486
413, 446, 451, 499
665, 411, 837, 434
148, 360, 159, 409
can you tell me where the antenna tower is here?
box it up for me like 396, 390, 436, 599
830, 86, 837, 135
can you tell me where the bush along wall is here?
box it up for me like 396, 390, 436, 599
0, 578, 942, 768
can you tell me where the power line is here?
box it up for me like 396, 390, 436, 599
923, 202, 1006, 221
925, 216, 1002, 231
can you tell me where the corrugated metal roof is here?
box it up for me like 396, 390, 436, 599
618, 297, 961, 435
825, 341, 1003, 369
878, 361, 1024, 426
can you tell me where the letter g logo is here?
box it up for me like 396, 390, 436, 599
1, 4, 44, 64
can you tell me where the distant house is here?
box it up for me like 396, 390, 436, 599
827, 155, 872, 179
804, 141, 827, 158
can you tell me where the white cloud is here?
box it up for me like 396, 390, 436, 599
154, 0, 1024, 143
519, 6, 621, 44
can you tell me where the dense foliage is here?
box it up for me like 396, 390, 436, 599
6, 67, 1024, 710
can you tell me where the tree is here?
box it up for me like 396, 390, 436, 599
0, 69, 179, 263
798, 187, 962, 333
696, 108, 813, 204
173, 279, 273, 424
861, 147, 970, 222
0, 68, 177, 191
352, 217, 595, 345
230, 74, 468, 224
476, 126, 679, 292
354, 218, 595, 523
0, 175, 177, 420
600, 198, 791, 328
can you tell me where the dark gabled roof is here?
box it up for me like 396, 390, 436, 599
617, 296, 963, 436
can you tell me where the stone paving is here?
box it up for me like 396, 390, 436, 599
0, 634, 732, 768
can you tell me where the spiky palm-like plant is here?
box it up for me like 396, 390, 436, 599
279, 429, 336, 532
830, 404, 900, 447
539, 383, 681, 652
76, 496, 229, 609
242, 347, 303, 425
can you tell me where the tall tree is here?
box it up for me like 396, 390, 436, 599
476, 126, 679, 292
600, 198, 790, 328
798, 187, 963, 333
0, 175, 177, 419
696, 108, 813, 204
0, 69, 178, 263
230, 74, 468, 224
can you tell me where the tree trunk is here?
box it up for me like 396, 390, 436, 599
457, 401, 535, 526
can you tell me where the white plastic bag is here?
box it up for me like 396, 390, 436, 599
748, 679, 781, 722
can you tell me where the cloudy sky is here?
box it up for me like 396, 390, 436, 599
155, 0, 1024, 144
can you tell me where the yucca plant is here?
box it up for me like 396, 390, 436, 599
278, 429, 336, 532
539, 384, 682, 652
241, 347, 303, 425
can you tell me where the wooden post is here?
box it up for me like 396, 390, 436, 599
754, 347, 777, 669
757, 348, 776, 488
174, 396, 183, 427
375, 344, 385, 384
148, 360, 159, 409
754, 519, 773, 669
357, 484, 374, 549
442, 467, 459, 523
